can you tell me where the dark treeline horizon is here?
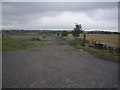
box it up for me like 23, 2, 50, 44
2, 29, 120, 35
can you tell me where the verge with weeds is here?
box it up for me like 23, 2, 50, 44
63, 37, 119, 62
2, 34, 53, 51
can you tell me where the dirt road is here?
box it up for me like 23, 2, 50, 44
2, 36, 118, 88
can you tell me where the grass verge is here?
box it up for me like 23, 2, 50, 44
62, 37, 119, 62
2, 34, 53, 51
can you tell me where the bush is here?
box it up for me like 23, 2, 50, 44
70, 38, 84, 47
61, 31, 68, 36
31, 37, 42, 41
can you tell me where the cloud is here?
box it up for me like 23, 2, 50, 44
28, 11, 117, 30
3, 2, 117, 15
2, 2, 118, 32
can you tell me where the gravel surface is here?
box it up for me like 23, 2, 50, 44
2, 36, 118, 88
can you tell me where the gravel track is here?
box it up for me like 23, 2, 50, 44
2, 36, 118, 88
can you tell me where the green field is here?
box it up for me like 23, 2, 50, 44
2, 33, 53, 51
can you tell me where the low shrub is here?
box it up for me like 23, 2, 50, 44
31, 37, 42, 41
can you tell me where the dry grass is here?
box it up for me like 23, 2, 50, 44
8, 34, 39, 39
67, 34, 74, 40
65, 34, 74, 41
80, 34, 119, 47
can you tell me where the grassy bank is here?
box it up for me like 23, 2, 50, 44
2, 34, 53, 51
62, 36, 119, 62
75, 45, 118, 62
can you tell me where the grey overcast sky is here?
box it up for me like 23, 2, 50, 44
2, 2, 118, 31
